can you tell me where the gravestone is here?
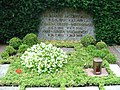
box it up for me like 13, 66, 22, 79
38, 8, 95, 40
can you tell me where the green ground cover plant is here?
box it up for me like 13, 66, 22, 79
0, 39, 119, 90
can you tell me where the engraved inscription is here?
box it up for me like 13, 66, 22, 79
38, 9, 95, 40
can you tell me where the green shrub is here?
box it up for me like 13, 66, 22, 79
92, 50, 106, 58
5, 46, 16, 55
0, 51, 9, 59
23, 33, 38, 46
86, 45, 96, 52
101, 49, 110, 55
80, 35, 96, 47
96, 41, 107, 49
9, 37, 22, 49
104, 54, 117, 64
18, 44, 29, 53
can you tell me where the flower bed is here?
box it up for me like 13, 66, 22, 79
21, 43, 67, 74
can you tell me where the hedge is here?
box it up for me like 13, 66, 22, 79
0, 0, 120, 44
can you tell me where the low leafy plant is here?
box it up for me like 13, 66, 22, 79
96, 41, 107, 49
18, 44, 29, 53
92, 50, 106, 58
80, 35, 96, 47
20, 42, 68, 74
5, 46, 16, 55
23, 33, 38, 46
0, 51, 9, 59
104, 53, 117, 64
86, 45, 96, 52
101, 49, 110, 55
9, 37, 22, 49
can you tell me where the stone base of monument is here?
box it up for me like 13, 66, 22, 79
85, 68, 108, 76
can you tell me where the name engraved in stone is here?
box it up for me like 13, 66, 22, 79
38, 9, 95, 40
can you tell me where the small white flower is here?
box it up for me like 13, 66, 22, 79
20, 42, 68, 74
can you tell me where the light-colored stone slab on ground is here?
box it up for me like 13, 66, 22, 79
115, 48, 120, 53
26, 87, 99, 90
0, 64, 10, 79
85, 68, 108, 76
0, 86, 19, 90
109, 64, 120, 77
26, 87, 60, 90
105, 85, 120, 90
66, 87, 99, 90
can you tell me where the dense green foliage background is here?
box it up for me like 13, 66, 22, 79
0, 0, 120, 44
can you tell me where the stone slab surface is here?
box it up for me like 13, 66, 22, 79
26, 87, 60, 90
61, 48, 75, 52
0, 64, 10, 79
115, 47, 120, 53
109, 64, 120, 77
66, 87, 99, 90
26, 87, 99, 90
0, 86, 19, 90
38, 9, 95, 41
85, 68, 108, 76
105, 85, 120, 90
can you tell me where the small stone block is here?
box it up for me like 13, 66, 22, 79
66, 87, 99, 90
0, 64, 10, 79
26, 87, 60, 90
109, 64, 120, 77
105, 85, 120, 90
85, 68, 108, 76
